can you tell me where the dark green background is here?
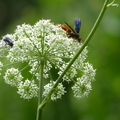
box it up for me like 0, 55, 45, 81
0, 0, 120, 120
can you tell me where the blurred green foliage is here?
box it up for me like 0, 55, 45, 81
0, 0, 120, 120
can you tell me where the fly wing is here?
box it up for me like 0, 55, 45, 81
74, 18, 81, 33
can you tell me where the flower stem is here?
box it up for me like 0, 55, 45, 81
107, 0, 116, 7
36, 58, 44, 120
38, 0, 109, 112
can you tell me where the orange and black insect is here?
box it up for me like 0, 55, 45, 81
60, 18, 82, 43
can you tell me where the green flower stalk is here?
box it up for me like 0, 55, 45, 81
107, 0, 119, 7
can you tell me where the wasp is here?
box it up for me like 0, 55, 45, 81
60, 18, 82, 43
3, 36, 14, 47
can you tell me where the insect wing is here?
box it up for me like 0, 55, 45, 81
74, 18, 81, 33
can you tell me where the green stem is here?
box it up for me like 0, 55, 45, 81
38, 0, 110, 111
36, 59, 44, 120
107, 0, 116, 7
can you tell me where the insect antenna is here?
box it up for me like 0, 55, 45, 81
64, 22, 78, 34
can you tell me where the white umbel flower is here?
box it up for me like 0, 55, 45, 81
1, 19, 96, 100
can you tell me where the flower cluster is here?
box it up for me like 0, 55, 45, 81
0, 19, 96, 100
4, 68, 23, 86
3, 68, 38, 99
17, 79, 39, 99
43, 81, 66, 101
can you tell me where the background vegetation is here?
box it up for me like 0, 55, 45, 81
0, 0, 120, 120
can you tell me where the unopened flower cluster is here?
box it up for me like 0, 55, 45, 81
0, 19, 96, 100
